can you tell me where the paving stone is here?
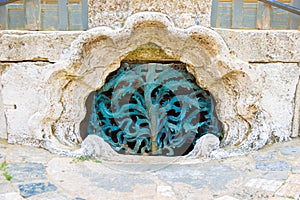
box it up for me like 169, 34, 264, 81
292, 166, 300, 174
7, 162, 47, 183
18, 182, 57, 198
80, 169, 155, 192
234, 188, 273, 199
276, 183, 300, 199
0, 155, 4, 163
155, 164, 239, 190
255, 161, 291, 171
215, 195, 239, 200
287, 174, 300, 184
0, 182, 15, 194
245, 178, 284, 192
253, 151, 277, 161
279, 146, 300, 157
259, 171, 289, 180
2, 133, 300, 199
0, 173, 6, 182
0, 192, 24, 200
93, 174, 154, 192
156, 185, 176, 198
26, 191, 71, 200
7, 147, 52, 163
0, 158, 5, 165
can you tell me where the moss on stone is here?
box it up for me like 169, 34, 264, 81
124, 43, 174, 61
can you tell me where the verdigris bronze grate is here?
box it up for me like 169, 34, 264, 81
88, 62, 222, 156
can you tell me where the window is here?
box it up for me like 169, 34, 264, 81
0, 0, 88, 30
211, 0, 300, 29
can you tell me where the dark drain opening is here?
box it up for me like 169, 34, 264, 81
83, 62, 222, 156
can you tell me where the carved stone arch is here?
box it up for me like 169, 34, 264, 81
37, 12, 276, 157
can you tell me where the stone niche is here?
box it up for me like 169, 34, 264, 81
5, 12, 298, 158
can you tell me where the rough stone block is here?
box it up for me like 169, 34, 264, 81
1, 62, 53, 145
254, 63, 300, 141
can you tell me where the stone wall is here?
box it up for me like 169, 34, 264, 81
88, 0, 212, 29
0, 13, 299, 157
0, 64, 6, 140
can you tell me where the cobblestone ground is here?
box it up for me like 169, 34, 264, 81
0, 138, 300, 200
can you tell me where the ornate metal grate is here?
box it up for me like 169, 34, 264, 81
88, 62, 222, 156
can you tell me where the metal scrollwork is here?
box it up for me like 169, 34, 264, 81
88, 63, 221, 156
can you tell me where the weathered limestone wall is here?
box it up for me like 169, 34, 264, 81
0, 31, 80, 140
0, 31, 80, 62
0, 13, 299, 158
216, 30, 299, 63
1, 30, 298, 63
217, 29, 300, 139
0, 64, 6, 139
88, 0, 212, 29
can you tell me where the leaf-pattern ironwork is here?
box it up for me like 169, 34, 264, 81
88, 63, 222, 156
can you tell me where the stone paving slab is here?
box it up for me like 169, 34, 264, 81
0, 138, 300, 199
0, 192, 23, 200
255, 161, 291, 171
18, 182, 57, 198
7, 163, 47, 183
245, 178, 284, 192
0, 182, 15, 194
